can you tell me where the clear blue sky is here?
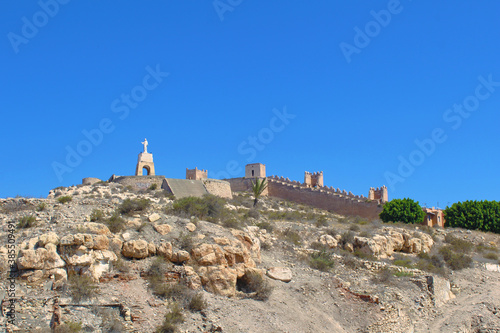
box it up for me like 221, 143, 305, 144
1, 1, 499, 208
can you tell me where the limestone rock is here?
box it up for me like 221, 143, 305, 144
198, 266, 238, 297
148, 213, 161, 222
122, 240, 149, 259
266, 267, 292, 282
79, 222, 111, 235
191, 244, 227, 266
184, 266, 202, 290
319, 234, 338, 249
17, 248, 47, 270
148, 242, 157, 256
154, 224, 172, 235
157, 242, 173, 260
38, 232, 60, 247
172, 250, 190, 263
44, 247, 66, 270
186, 222, 197, 232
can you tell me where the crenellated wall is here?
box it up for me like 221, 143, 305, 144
266, 176, 383, 220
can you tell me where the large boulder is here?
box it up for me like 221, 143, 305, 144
38, 232, 60, 247
122, 240, 149, 259
191, 244, 227, 266
197, 266, 238, 297
17, 248, 47, 270
319, 234, 338, 249
266, 267, 292, 282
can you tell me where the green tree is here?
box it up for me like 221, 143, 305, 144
379, 198, 425, 224
251, 178, 268, 207
445, 200, 500, 233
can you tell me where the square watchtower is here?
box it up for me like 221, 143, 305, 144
245, 163, 266, 178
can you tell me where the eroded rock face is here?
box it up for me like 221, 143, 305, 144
350, 228, 435, 258
17, 248, 47, 270
319, 234, 338, 249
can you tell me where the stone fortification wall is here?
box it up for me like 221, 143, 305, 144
203, 179, 233, 199
266, 176, 382, 220
225, 177, 269, 196
110, 175, 165, 191
82, 177, 102, 185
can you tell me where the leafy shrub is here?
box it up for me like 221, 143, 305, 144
105, 214, 126, 233
18, 215, 36, 228
188, 293, 207, 312
309, 250, 335, 271
90, 209, 105, 222
118, 198, 150, 215
236, 271, 273, 301
379, 198, 426, 224
68, 274, 98, 303
156, 302, 184, 333
57, 196, 73, 204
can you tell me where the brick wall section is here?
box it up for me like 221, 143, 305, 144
203, 179, 233, 199
267, 178, 383, 220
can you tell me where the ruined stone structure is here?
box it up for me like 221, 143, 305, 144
135, 139, 155, 176
186, 167, 208, 180
304, 171, 324, 187
368, 186, 388, 203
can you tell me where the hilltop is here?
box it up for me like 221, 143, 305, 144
0, 182, 499, 333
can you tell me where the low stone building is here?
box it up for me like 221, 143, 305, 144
422, 207, 445, 228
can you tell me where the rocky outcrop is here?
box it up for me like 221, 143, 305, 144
122, 240, 149, 259
350, 228, 434, 258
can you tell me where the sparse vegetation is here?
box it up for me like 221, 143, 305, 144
251, 178, 268, 207
90, 209, 105, 222
279, 228, 302, 246
68, 274, 98, 303
57, 196, 73, 204
315, 215, 329, 227
170, 195, 230, 222
18, 215, 36, 228
255, 221, 273, 232
156, 302, 184, 333
149, 183, 158, 190
483, 252, 498, 260
118, 198, 151, 215
309, 250, 335, 271
439, 245, 472, 270
105, 213, 126, 233
54, 321, 82, 333
36, 202, 46, 211
188, 293, 207, 312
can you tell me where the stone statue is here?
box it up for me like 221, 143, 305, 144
141, 138, 148, 153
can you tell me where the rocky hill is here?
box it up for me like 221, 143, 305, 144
1, 182, 499, 333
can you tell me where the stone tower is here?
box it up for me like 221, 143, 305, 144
186, 167, 207, 180
135, 138, 155, 176
245, 163, 266, 178
368, 186, 388, 203
304, 171, 323, 187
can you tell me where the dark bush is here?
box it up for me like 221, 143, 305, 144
188, 293, 207, 312
439, 246, 472, 270
90, 209, 105, 222
156, 302, 184, 333
171, 195, 230, 222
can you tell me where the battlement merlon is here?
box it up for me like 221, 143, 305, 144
368, 185, 388, 203
304, 170, 323, 187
